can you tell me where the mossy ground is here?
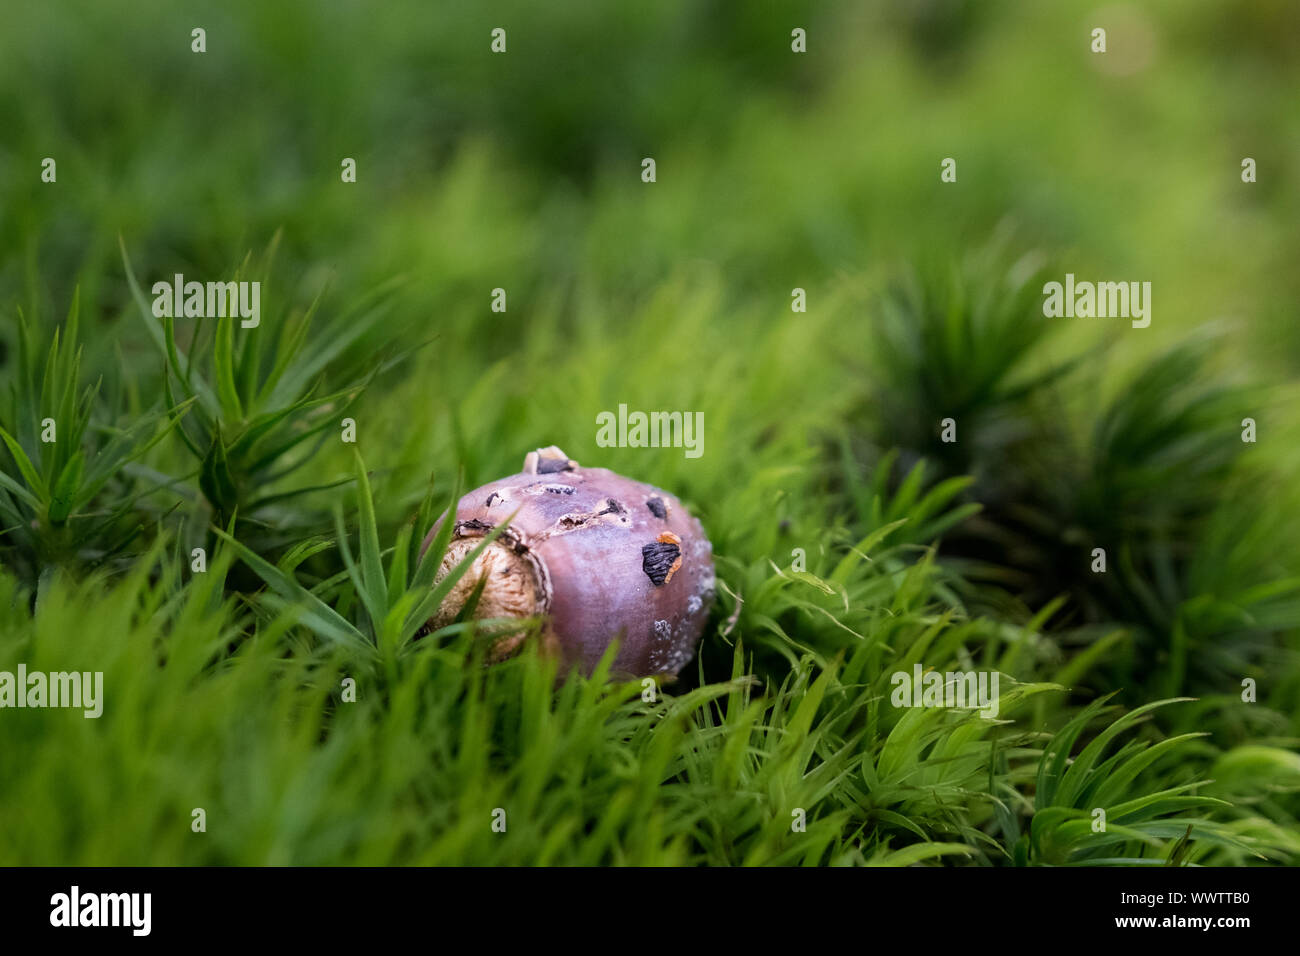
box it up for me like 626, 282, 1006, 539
1, 1, 1298, 865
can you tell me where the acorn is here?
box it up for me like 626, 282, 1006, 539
421, 446, 715, 678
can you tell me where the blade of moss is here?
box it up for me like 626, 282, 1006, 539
0, 425, 49, 500
119, 237, 219, 413
352, 450, 388, 623
212, 524, 372, 655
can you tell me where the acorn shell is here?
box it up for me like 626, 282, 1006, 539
422, 448, 714, 678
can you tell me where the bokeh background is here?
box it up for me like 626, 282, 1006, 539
5, 0, 1299, 371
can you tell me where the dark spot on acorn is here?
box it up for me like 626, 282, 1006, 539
596, 498, 625, 516
457, 518, 495, 534
536, 458, 574, 474
645, 496, 667, 519
641, 532, 683, 587
485, 492, 501, 507
544, 485, 576, 495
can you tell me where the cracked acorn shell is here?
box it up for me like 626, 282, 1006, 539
421, 446, 715, 678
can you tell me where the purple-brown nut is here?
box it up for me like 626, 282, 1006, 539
421, 446, 714, 678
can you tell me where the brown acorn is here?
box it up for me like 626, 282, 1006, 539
421, 446, 715, 678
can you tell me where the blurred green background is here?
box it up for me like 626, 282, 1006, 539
4, 0, 1298, 370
